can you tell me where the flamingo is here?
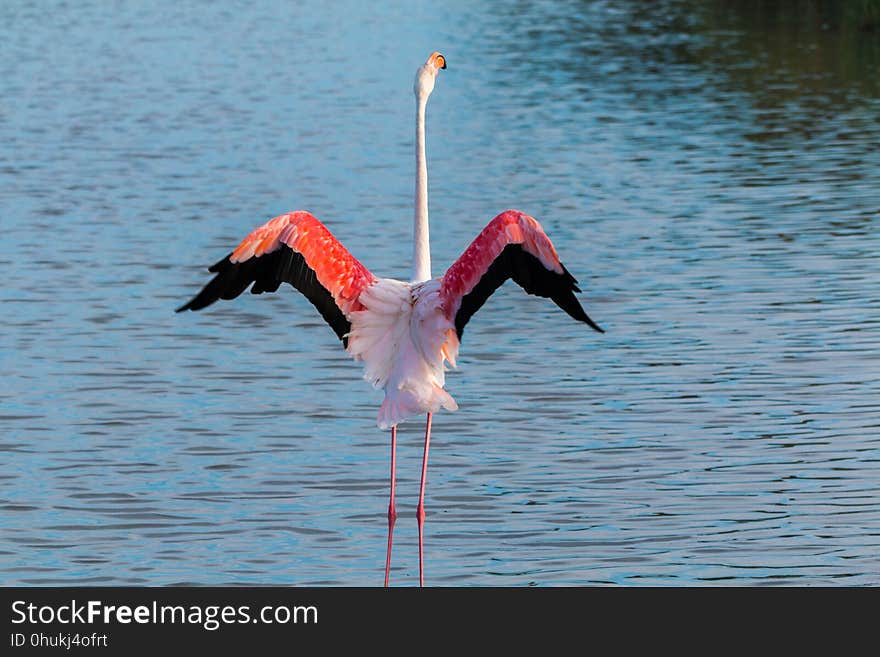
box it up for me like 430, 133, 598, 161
177, 51, 603, 586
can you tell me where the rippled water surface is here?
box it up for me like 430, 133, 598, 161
2, 1, 879, 585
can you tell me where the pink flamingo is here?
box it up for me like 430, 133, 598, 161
178, 52, 603, 586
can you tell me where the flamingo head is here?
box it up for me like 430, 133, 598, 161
414, 51, 447, 100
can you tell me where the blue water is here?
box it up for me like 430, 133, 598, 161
2, 1, 879, 585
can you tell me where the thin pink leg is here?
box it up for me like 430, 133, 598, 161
384, 425, 398, 587
417, 413, 433, 587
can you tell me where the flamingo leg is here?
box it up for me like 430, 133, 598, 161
417, 413, 433, 587
384, 424, 398, 587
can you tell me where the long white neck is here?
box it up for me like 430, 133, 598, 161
411, 95, 431, 283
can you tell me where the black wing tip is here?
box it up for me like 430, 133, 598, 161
566, 292, 603, 333
175, 297, 206, 313
453, 243, 606, 337
208, 253, 233, 273
176, 253, 234, 313
559, 264, 601, 332
561, 265, 581, 292
177, 244, 352, 342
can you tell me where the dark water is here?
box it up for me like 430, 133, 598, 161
2, 1, 878, 585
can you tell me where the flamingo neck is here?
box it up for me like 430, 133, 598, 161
412, 95, 431, 283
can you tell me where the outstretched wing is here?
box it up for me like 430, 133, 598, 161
177, 211, 376, 345
440, 210, 603, 338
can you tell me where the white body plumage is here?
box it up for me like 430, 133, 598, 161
347, 279, 460, 429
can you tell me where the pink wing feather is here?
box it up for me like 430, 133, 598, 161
440, 209, 602, 337
229, 211, 375, 315
178, 211, 376, 343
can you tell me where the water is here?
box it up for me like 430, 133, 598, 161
1, 0, 878, 586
